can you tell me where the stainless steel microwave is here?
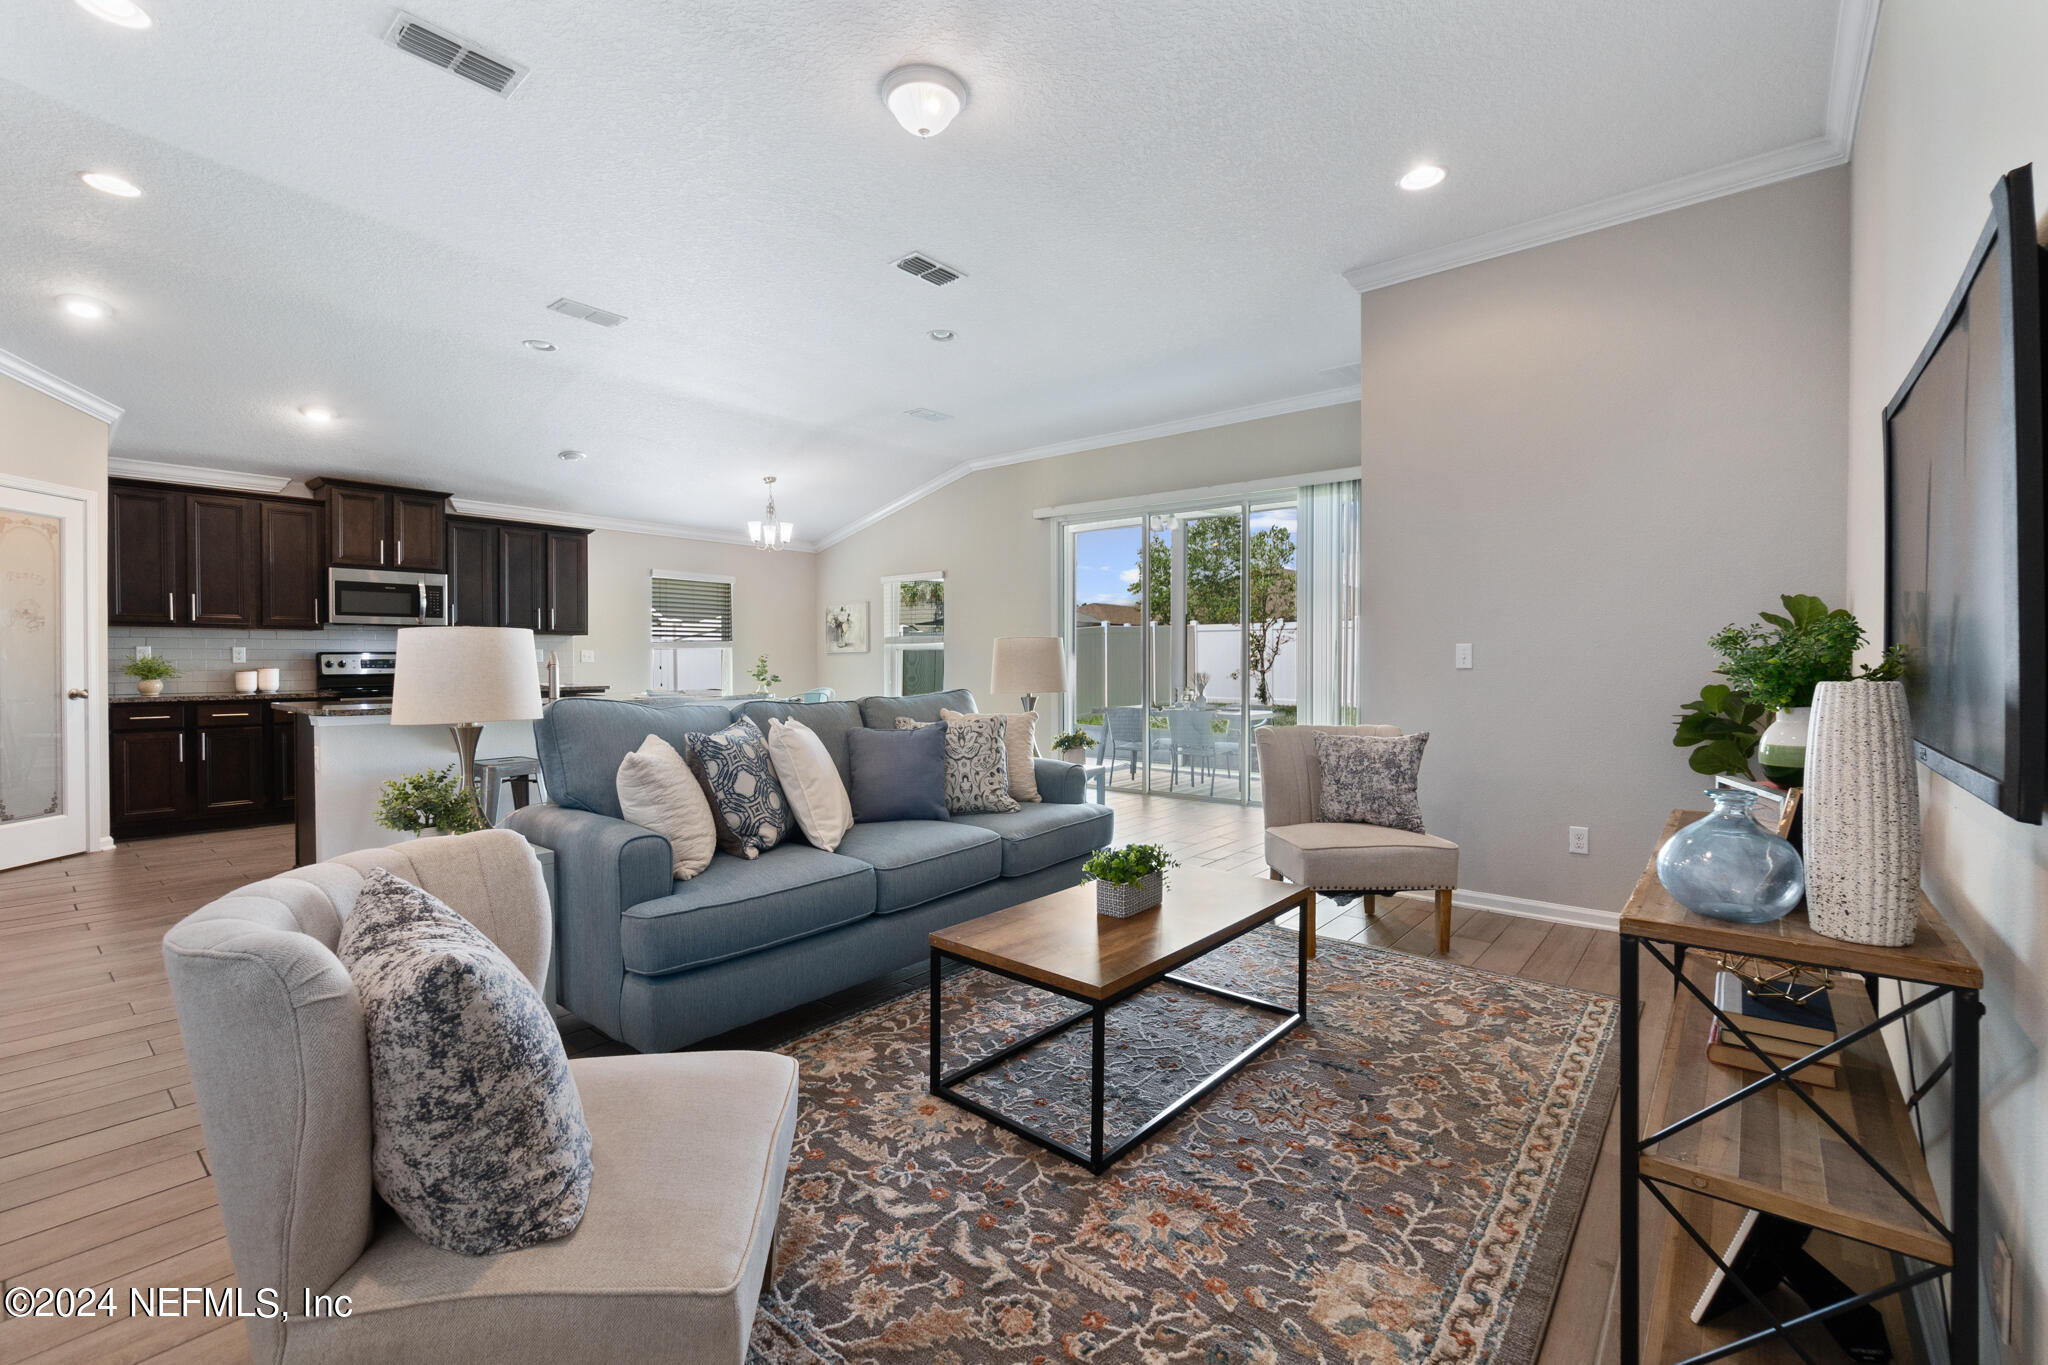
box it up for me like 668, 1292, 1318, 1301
328, 567, 448, 626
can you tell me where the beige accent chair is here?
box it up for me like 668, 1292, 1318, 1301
1256, 725, 1459, 956
161, 830, 798, 1365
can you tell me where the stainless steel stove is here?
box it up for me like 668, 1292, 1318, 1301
317, 651, 397, 700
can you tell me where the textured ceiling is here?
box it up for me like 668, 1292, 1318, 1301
0, 0, 1848, 543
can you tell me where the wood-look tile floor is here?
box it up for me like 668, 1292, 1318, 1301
0, 794, 1633, 1365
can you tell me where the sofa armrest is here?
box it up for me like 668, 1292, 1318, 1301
1034, 758, 1086, 804
504, 803, 672, 1040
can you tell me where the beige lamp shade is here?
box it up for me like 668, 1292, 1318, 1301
389, 627, 544, 726
990, 636, 1067, 697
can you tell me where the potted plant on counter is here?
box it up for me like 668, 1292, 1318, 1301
122, 655, 180, 698
1082, 843, 1177, 918
375, 766, 488, 839
1051, 729, 1097, 766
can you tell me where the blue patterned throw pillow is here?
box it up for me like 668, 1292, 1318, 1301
685, 718, 792, 858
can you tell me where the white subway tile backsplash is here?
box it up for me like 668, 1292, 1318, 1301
107, 626, 582, 696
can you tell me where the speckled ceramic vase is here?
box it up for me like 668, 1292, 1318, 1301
1804, 680, 1921, 946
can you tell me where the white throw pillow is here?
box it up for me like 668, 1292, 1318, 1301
767, 718, 854, 852
616, 734, 717, 879
942, 707, 1040, 802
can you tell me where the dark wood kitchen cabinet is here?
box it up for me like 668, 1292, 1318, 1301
499, 524, 548, 634
185, 493, 262, 627
110, 700, 295, 838
322, 483, 388, 568
447, 515, 589, 635
306, 478, 447, 570
110, 727, 188, 824
195, 720, 267, 813
392, 493, 447, 571
447, 517, 501, 626
259, 499, 324, 628
110, 483, 184, 625
544, 528, 588, 635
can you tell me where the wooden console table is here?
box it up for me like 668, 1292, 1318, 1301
1619, 810, 1983, 1364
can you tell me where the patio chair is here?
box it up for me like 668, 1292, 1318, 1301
1106, 705, 1147, 778
1167, 708, 1220, 794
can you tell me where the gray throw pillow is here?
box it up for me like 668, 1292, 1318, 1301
847, 724, 949, 822
337, 868, 591, 1257
896, 714, 1020, 814
684, 717, 792, 858
1316, 731, 1430, 832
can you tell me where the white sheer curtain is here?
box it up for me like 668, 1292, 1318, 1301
1296, 479, 1360, 725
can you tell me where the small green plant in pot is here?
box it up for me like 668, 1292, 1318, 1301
374, 765, 487, 838
748, 655, 781, 693
1050, 729, 1097, 765
1082, 842, 1177, 918
122, 655, 179, 698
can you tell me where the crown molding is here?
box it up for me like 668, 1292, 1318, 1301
447, 497, 817, 552
812, 384, 1359, 550
107, 457, 289, 492
1345, 0, 1881, 294
0, 347, 122, 425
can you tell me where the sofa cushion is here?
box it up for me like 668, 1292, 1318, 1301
536, 698, 737, 820
338, 870, 591, 1256
685, 719, 792, 859
896, 715, 1020, 815
1264, 821, 1459, 891
615, 735, 717, 880
315, 1051, 797, 1364
764, 718, 853, 853
858, 687, 977, 730
619, 843, 875, 975
833, 820, 1002, 913
847, 724, 949, 823
953, 801, 1115, 878
735, 699, 866, 787
1314, 731, 1430, 832
945, 706, 1039, 802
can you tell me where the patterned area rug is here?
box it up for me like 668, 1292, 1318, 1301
748, 931, 1617, 1365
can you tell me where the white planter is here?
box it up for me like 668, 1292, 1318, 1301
1757, 706, 1811, 784
135, 678, 164, 697
1804, 680, 1921, 946
1059, 747, 1089, 766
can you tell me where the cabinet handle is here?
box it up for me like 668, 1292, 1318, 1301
201, 734, 209, 761
397, 539, 404, 564
177, 733, 184, 764
379, 538, 386, 565
168, 592, 175, 622
189, 592, 197, 620
128, 713, 171, 721
211, 711, 250, 718
551, 606, 556, 631
313, 597, 321, 624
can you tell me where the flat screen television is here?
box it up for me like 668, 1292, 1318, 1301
1885, 164, 2047, 823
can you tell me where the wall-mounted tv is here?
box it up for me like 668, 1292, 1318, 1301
1885, 164, 2047, 823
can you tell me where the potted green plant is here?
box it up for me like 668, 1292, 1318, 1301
1050, 729, 1097, 765
374, 766, 487, 839
748, 655, 781, 694
122, 654, 180, 698
1081, 843, 1177, 918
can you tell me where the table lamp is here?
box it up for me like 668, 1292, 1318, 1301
991, 636, 1067, 715
390, 627, 544, 817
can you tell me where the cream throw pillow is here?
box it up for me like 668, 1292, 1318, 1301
943, 707, 1040, 802
766, 718, 854, 852
616, 734, 717, 880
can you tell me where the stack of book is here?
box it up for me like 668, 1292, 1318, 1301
1706, 970, 1839, 1088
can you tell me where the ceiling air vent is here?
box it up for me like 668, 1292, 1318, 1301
384, 12, 529, 97
905, 407, 953, 422
893, 252, 967, 286
546, 297, 627, 327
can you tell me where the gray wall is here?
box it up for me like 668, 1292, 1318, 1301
1358, 167, 1851, 911
1847, 1, 2048, 1352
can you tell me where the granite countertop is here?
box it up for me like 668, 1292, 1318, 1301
277, 686, 610, 723
111, 690, 336, 705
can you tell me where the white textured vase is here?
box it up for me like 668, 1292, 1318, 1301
1804, 680, 1921, 946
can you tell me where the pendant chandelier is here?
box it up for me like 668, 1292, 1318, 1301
748, 476, 793, 550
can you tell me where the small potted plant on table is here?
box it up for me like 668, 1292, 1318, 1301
375, 766, 488, 839
122, 655, 180, 697
1050, 729, 1097, 766
1082, 843, 1176, 918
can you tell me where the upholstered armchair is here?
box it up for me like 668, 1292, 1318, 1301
161, 830, 797, 1365
1254, 725, 1459, 956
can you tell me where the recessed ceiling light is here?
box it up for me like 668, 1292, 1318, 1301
1399, 164, 1448, 191
58, 295, 112, 321
556, 449, 586, 462
522, 339, 556, 352
928, 329, 954, 341
75, 0, 152, 29
882, 65, 967, 138
79, 171, 141, 198
298, 405, 336, 425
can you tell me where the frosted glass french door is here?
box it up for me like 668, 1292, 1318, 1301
0, 482, 91, 869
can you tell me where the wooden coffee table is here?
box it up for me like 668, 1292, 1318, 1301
928, 870, 1312, 1173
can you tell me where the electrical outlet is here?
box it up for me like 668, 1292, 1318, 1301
134, 644, 152, 660
232, 646, 247, 664
579, 649, 595, 664
1992, 1235, 2015, 1344
1455, 643, 1473, 670
1568, 826, 1590, 855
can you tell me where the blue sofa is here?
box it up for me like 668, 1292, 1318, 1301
506, 689, 1114, 1052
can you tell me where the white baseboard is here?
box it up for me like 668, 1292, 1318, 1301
1386, 888, 1617, 932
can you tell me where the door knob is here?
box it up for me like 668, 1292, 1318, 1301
67, 688, 90, 699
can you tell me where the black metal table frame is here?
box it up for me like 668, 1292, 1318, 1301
928, 899, 1310, 1175
1619, 935, 1983, 1365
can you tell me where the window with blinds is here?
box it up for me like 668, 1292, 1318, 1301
651, 575, 733, 644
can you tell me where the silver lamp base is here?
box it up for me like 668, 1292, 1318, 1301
448, 722, 488, 824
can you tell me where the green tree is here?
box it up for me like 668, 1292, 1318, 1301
1132, 516, 1296, 704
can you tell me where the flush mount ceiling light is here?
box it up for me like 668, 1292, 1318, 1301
928, 329, 955, 341
58, 294, 112, 321
747, 476, 793, 550
523, 338, 556, 351
556, 449, 586, 461
298, 405, 336, 425
882, 64, 966, 138
79, 171, 141, 197
1399, 164, 1448, 191
75, 0, 152, 28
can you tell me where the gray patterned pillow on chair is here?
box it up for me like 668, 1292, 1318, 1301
1315, 731, 1430, 832
338, 868, 591, 1256
896, 714, 1020, 814
685, 717, 792, 858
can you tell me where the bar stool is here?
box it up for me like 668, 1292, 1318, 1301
477, 755, 543, 825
